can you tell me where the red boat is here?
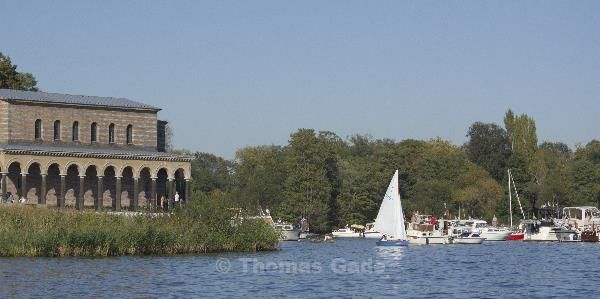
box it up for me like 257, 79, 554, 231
507, 233, 524, 241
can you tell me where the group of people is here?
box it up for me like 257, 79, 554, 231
159, 191, 183, 211
2, 192, 26, 204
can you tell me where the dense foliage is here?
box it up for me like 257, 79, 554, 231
0, 194, 279, 257
188, 111, 599, 233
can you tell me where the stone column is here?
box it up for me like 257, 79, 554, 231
114, 176, 121, 211
1, 173, 7, 202
168, 179, 175, 200
96, 176, 103, 210
185, 178, 192, 203
132, 176, 139, 211
40, 173, 47, 205
167, 178, 174, 211
77, 176, 85, 210
20, 172, 27, 202
151, 177, 157, 211
59, 175, 66, 208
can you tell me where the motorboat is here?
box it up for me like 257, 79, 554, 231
363, 222, 383, 239
560, 206, 600, 242
331, 227, 362, 238
522, 218, 578, 242
460, 220, 510, 241
273, 222, 300, 241
453, 232, 485, 244
406, 216, 452, 245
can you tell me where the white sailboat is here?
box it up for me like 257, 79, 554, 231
375, 170, 409, 246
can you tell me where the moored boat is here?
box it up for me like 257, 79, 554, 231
453, 232, 485, 244
331, 227, 362, 238
274, 222, 300, 241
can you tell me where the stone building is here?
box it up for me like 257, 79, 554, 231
0, 89, 192, 211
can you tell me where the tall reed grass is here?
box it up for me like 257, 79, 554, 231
0, 195, 279, 257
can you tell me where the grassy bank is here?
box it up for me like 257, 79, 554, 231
0, 196, 279, 257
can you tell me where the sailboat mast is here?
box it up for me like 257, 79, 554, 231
508, 169, 513, 228
510, 170, 526, 219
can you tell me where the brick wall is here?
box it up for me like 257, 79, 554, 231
5, 101, 158, 149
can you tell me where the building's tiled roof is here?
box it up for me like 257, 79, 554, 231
0, 143, 192, 162
0, 89, 160, 111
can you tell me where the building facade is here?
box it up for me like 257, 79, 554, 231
0, 89, 192, 211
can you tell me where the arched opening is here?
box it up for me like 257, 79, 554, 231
174, 168, 186, 205
108, 123, 115, 144
65, 164, 79, 207
90, 122, 98, 143
103, 166, 116, 209
84, 165, 98, 208
34, 119, 42, 141
126, 125, 133, 144
139, 167, 152, 210
7, 162, 22, 201
72, 121, 79, 142
53, 120, 61, 141
46, 163, 61, 207
121, 166, 134, 210
157, 168, 168, 211
27, 163, 42, 203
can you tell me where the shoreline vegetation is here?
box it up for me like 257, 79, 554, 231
0, 195, 279, 257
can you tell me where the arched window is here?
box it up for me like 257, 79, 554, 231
34, 119, 42, 141
108, 123, 115, 144
126, 125, 133, 144
53, 120, 61, 140
90, 122, 97, 143
72, 121, 79, 141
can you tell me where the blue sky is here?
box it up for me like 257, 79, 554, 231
2, 1, 598, 158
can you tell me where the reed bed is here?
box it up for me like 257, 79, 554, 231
0, 197, 279, 257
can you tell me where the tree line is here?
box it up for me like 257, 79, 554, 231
186, 111, 599, 233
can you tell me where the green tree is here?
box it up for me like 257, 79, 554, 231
504, 109, 538, 164
190, 152, 234, 195
465, 122, 510, 181
230, 145, 287, 213
280, 129, 332, 233
571, 140, 600, 206
0, 52, 38, 91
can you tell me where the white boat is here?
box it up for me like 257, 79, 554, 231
466, 220, 511, 241
406, 215, 452, 245
273, 223, 300, 241
375, 170, 409, 246
453, 232, 486, 244
363, 222, 383, 239
331, 227, 362, 238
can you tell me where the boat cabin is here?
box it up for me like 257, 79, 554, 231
562, 207, 600, 227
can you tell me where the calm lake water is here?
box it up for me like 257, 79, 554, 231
1, 239, 599, 298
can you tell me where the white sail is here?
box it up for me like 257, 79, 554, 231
373, 170, 407, 240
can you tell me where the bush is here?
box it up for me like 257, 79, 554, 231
0, 195, 279, 257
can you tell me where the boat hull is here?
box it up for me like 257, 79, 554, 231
376, 240, 408, 246
507, 233, 524, 241
332, 231, 361, 238
479, 231, 511, 241
581, 231, 599, 242
364, 231, 383, 239
453, 237, 485, 244
279, 230, 300, 241
408, 236, 451, 245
